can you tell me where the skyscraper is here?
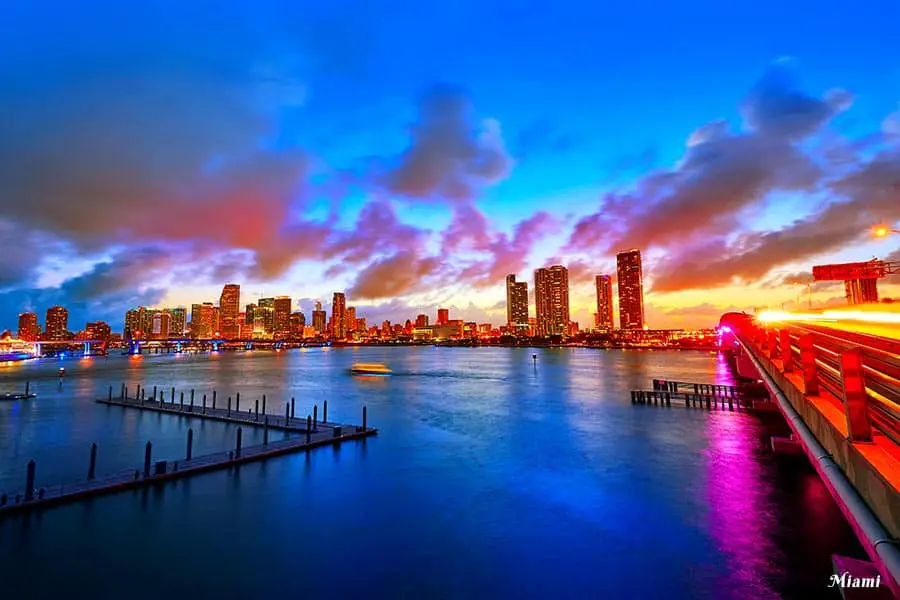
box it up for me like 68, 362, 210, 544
345, 306, 356, 335
167, 307, 186, 337
595, 274, 614, 330
151, 311, 170, 340
534, 265, 570, 336
437, 308, 449, 325
273, 296, 292, 336
312, 301, 326, 334
190, 303, 217, 338
219, 284, 241, 338
332, 292, 347, 339
17, 312, 39, 341
505, 274, 529, 332
289, 311, 306, 335
85, 321, 111, 341
415, 314, 429, 327
616, 249, 645, 330
45, 306, 69, 340
258, 298, 275, 334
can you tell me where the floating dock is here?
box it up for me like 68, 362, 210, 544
0, 383, 375, 516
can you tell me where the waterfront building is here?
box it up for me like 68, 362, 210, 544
45, 305, 69, 340
312, 301, 326, 333
595, 274, 615, 330
332, 292, 347, 339
346, 306, 357, 334
273, 296, 292, 336
616, 249, 645, 330
17, 312, 39, 341
190, 302, 217, 338
219, 284, 241, 338
505, 274, 529, 333
166, 307, 186, 337
534, 265, 570, 336
437, 308, 449, 325
415, 314, 429, 327
289, 311, 306, 336
258, 298, 276, 333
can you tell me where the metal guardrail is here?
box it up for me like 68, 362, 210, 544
740, 320, 900, 445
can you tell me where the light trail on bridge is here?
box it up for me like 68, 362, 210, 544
755, 307, 900, 341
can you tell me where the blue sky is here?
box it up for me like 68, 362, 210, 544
1, 0, 900, 332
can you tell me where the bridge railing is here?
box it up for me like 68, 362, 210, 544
737, 320, 900, 445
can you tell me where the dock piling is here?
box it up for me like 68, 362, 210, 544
323, 400, 327, 423
186, 428, 193, 461
236, 392, 241, 413
213, 390, 217, 409
24, 460, 35, 502
120, 383, 125, 399
153, 385, 157, 401
227, 397, 231, 416
191, 389, 195, 406
255, 399, 259, 422
189, 393, 194, 413
180, 392, 184, 411
291, 397, 295, 418
108, 385, 111, 401
235, 427, 243, 459
262, 394, 266, 416
143, 442, 152, 478
285, 403, 290, 426
263, 417, 269, 445
88, 443, 97, 480
202, 394, 207, 415
313, 405, 318, 431
171, 387, 175, 404
363, 405, 367, 431
306, 416, 312, 443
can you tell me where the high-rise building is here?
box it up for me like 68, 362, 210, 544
245, 304, 256, 326
17, 312, 39, 341
167, 308, 186, 337
274, 296, 292, 336
437, 308, 449, 325
219, 284, 241, 338
332, 292, 347, 339
151, 311, 170, 339
45, 306, 69, 340
356, 317, 366, 332
595, 274, 614, 330
257, 298, 276, 334
505, 274, 529, 331
616, 249, 644, 330
345, 306, 356, 335
534, 265, 570, 336
415, 314, 429, 327
289, 312, 306, 336
85, 321, 111, 341
190, 303, 217, 338
312, 301, 326, 334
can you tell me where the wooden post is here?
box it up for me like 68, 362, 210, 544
152, 385, 157, 401
121, 382, 125, 399
213, 390, 217, 409
25, 459, 36, 502
840, 348, 873, 442
323, 400, 328, 423
313, 405, 318, 430
285, 402, 290, 426
235, 427, 243, 459
306, 416, 312, 443
171, 387, 175, 403
264, 417, 269, 445
363, 405, 367, 431
236, 392, 241, 413
186, 428, 194, 460
291, 397, 295, 418
143, 441, 152, 477
88, 442, 97, 479
189, 393, 194, 413
779, 329, 792, 371
799, 334, 818, 395
255, 399, 259, 422
227, 396, 232, 416
108, 385, 112, 401
631, 391, 636, 404
191, 389, 195, 406
262, 394, 266, 416
202, 394, 207, 415
180, 392, 184, 411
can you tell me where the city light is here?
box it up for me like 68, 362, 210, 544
757, 309, 900, 324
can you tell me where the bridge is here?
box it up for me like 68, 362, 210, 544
719, 310, 900, 596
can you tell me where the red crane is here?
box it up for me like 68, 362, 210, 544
812, 259, 900, 304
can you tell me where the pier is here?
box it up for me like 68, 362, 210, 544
630, 379, 753, 411
0, 383, 375, 516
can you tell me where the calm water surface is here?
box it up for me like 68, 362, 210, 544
0, 348, 863, 599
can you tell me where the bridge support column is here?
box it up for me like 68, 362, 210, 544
779, 329, 793, 372
799, 334, 818, 395
840, 348, 873, 443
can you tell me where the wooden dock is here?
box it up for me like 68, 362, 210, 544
631, 379, 753, 411
0, 383, 375, 516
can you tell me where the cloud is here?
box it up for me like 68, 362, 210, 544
350, 251, 442, 299
382, 85, 513, 201
326, 200, 428, 264
741, 61, 852, 140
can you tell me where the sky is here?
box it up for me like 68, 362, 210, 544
2, 0, 900, 332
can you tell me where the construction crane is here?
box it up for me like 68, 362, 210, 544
812, 259, 900, 305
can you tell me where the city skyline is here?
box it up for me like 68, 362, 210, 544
2, 2, 900, 334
